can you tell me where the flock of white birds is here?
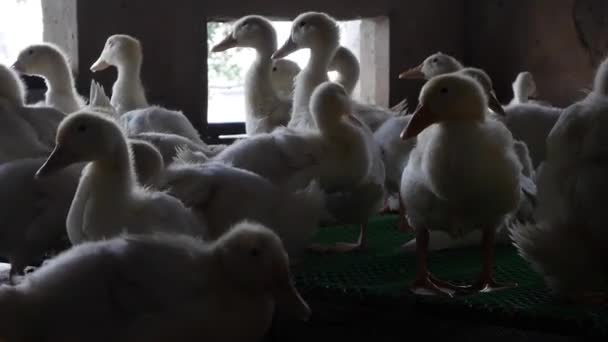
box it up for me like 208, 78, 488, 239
0, 9, 605, 341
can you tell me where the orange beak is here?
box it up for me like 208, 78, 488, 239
399, 63, 425, 80
488, 91, 506, 116
272, 37, 298, 60
211, 34, 238, 53
400, 102, 437, 140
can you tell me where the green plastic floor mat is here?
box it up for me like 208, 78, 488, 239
293, 215, 608, 336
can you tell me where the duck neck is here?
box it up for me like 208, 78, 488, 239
116, 58, 143, 89
292, 46, 337, 125
512, 82, 526, 104
113, 57, 146, 112
594, 59, 608, 96
87, 136, 137, 199
44, 62, 77, 97
244, 47, 281, 119
332, 51, 360, 95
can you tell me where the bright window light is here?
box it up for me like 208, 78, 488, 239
207, 20, 361, 124
0, 0, 43, 65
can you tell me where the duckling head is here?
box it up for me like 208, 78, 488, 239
91, 34, 142, 72
211, 15, 277, 53
399, 52, 463, 80
36, 111, 124, 177
271, 59, 301, 95
0, 63, 25, 106
12, 43, 71, 79
460, 67, 505, 115
310, 81, 352, 128
513, 71, 538, 99
214, 221, 311, 321
401, 74, 487, 140
272, 12, 340, 60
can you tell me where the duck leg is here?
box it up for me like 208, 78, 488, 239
379, 200, 393, 214
410, 227, 452, 297
333, 222, 368, 252
465, 228, 517, 293
397, 197, 412, 232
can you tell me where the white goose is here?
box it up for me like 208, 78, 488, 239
0, 64, 53, 162
400, 74, 521, 296
35, 110, 205, 244
211, 15, 291, 135
13, 43, 85, 114
0, 222, 310, 342
91, 34, 148, 114
511, 57, 608, 304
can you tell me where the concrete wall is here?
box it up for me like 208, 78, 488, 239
466, 0, 608, 107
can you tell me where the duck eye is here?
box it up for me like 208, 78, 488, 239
77, 124, 87, 132
431, 58, 438, 63
27, 50, 33, 56
272, 67, 277, 72
299, 21, 307, 27
440, 87, 448, 94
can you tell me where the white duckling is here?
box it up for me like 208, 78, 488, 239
329, 46, 360, 95
397, 67, 535, 253
401, 52, 560, 168
330, 45, 409, 131
272, 12, 340, 131
271, 58, 301, 99
212, 81, 384, 252
35, 110, 204, 244
274, 13, 402, 132
511, 58, 608, 304
90, 34, 148, 115
163, 161, 325, 258
373, 114, 414, 231
0, 64, 53, 162
211, 15, 291, 135
12, 43, 85, 114
400, 74, 521, 296
0, 222, 310, 342
0, 157, 80, 282
398, 51, 463, 80
400, 57, 504, 115
91, 35, 208, 145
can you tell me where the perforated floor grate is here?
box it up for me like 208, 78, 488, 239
293, 215, 608, 336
